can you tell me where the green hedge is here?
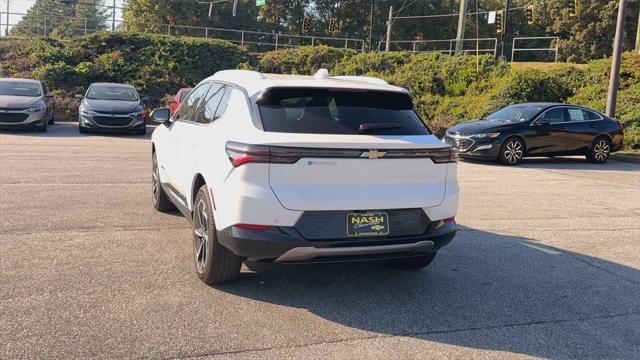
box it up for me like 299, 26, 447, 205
1, 37, 638, 149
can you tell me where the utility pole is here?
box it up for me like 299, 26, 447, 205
368, 0, 375, 52
385, 5, 392, 51
636, 8, 639, 52
111, 0, 116, 31
455, 0, 469, 54
5, 0, 9, 36
606, 0, 628, 118
499, 0, 510, 59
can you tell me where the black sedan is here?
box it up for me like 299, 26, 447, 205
444, 103, 624, 165
77, 83, 147, 135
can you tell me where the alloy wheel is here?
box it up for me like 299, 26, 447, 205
193, 199, 209, 273
503, 140, 523, 164
152, 155, 159, 204
593, 139, 610, 162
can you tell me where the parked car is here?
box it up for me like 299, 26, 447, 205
444, 103, 624, 165
149, 69, 459, 285
168, 87, 192, 115
77, 83, 147, 135
0, 78, 54, 132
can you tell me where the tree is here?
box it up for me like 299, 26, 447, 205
12, 0, 108, 38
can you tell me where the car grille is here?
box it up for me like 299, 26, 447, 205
0, 112, 29, 123
93, 116, 132, 127
444, 135, 473, 151
294, 208, 430, 241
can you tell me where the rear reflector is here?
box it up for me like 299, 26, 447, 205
233, 224, 272, 230
225, 141, 458, 166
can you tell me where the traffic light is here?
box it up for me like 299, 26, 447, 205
568, 0, 578, 17
302, 16, 310, 33
329, 18, 338, 34
495, 10, 504, 33
525, 5, 535, 25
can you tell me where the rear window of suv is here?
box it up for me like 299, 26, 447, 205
257, 88, 430, 135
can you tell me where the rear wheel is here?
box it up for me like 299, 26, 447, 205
387, 252, 437, 270
193, 185, 243, 285
152, 152, 174, 211
586, 137, 611, 163
499, 137, 524, 165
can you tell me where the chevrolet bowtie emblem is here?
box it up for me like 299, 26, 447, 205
361, 150, 386, 159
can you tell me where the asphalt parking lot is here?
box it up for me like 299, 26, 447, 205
1, 123, 639, 359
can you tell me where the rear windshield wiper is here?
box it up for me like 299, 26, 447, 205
358, 122, 403, 133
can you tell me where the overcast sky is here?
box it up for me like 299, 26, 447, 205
1, 0, 125, 36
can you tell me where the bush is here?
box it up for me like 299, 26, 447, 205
31, 62, 76, 89
256, 46, 355, 75
488, 68, 572, 109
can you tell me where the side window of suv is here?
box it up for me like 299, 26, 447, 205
196, 83, 225, 124
174, 83, 211, 121
567, 108, 588, 122
214, 88, 232, 119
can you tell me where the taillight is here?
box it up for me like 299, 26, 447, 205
225, 142, 273, 167
225, 141, 458, 166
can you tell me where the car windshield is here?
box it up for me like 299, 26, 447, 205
485, 105, 542, 122
257, 88, 430, 135
0, 81, 42, 97
179, 89, 192, 102
87, 85, 138, 101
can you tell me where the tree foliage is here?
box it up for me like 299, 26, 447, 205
12, 0, 108, 38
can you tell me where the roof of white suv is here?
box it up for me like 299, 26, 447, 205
205, 69, 407, 97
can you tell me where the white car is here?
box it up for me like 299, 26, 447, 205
150, 69, 459, 285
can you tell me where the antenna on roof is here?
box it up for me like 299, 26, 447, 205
314, 69, 330, 80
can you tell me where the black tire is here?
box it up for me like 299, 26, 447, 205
152, 152, 175, 212
79, 125, 87, 134
36, 121, 47, 132
498, 137, 525, 165
586, 136, 611, 164
193, 185, 243, 285
387, 252, 437, 270
48, 117, 55, 125
136, 127, 146, 136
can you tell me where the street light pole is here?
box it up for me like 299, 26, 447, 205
606, 0, 628, 118
385, 5, 392, 52
5, 0, 9, 36
499, 0, 510, 59
111, 0, 116, 31
455, 0, 469, 54
368, 0, 374, 52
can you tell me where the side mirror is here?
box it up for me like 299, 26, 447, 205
75, 94, 84, 99
44, 93, 54, 98
150, 108, 171, 124
141, 95, 150, 102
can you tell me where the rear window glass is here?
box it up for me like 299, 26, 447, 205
257, 88, 430, 135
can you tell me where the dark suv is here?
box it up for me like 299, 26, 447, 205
77, 83, 147, 135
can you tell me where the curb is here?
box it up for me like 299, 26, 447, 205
611, 153, 640, 164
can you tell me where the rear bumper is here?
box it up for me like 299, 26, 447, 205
217, 221, 457, 263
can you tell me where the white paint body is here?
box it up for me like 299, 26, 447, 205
152, 70, 459, 231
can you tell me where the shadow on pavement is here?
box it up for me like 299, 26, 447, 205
462, 156, 639, 172
216, 226, 640, 358
0, 122, 155, 140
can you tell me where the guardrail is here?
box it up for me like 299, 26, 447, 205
511, 36, 560, 62
0, 12, 366, 52
377, 38, 498, 57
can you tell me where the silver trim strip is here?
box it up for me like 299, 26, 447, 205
275, 240, 435, 262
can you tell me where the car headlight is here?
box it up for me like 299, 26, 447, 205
81, 109, 96, 116
27, 106, 45, 112
469, 132, 500, 139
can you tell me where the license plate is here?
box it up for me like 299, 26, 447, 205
346, 212, 389, 237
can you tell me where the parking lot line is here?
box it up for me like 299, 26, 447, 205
520, 242, 563, 255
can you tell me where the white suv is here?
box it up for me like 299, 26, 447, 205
150, 69, 459, 285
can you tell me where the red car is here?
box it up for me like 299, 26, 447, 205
168, 87, 192, 115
